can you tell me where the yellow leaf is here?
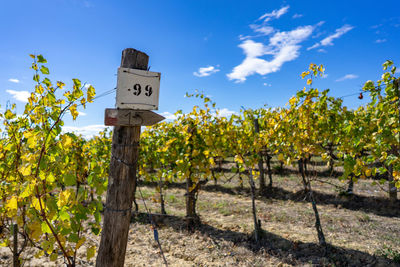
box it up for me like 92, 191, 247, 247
307, 78, 312, 85
234, 155, 244, 164
6, 197, 18, 213
35, 250, 45, 258
57, 81, 65, 88
20, 183, 34, 198
35, 84, 44, 94
189, 183, 197, 192
30, 222, 42, 241
23, 131, 33, 139
394, 171, 400, 181
301, 71, 310, 79
31, 198, 43, 211
57, 190, 72, 207
69, 104, 79, 120
50, 253, 58, 261
41, 222, 52, 234
87, 246, 96, 260
0, 239, 10, 247
46, 173, 56, 183
61, 135, 73, 148
209, 157, 215, 165
76, 237, 86, 250
278, 153, 285, 162
19, 165, 31, 176
289, 97, 297, 106
87, 85, 96, 102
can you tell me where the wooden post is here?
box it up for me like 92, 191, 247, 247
248, 169, 261, 243
13, 223, 19, 267
185, 124, 199, 230
96, 48, 149, 267
253, 119, 266, 195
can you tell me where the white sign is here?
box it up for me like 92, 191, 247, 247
116, 67, 161, 110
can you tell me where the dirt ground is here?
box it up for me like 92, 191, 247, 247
1, 162, 400, 266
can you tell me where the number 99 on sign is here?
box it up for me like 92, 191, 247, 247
132, 84, 152, 97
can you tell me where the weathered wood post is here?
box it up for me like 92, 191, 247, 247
96, 48, 164, 267
13, 223, 19, 267
253, 118, 266, 195
248, 169, 261, 243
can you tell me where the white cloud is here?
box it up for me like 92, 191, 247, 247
214, 108, 237, 118
6, 90, 30, 103
371, 24, 382, 29
293, 14, 303, 19
322, 74, 329, 79
336, 74, 358, 82
308, 24, 354, 50
193, 65, 220, 77
312, 30, 325, 39
66, 110, 87, 116
227, 25, 314, 82
249, 25, 274, 36
263, 83, 272, 86
317, 48, 327, 53
375, 39, 387, 43
62, 124, 109, 138
258, 6, 290, 22
8, 78, 20, 83
160, 111, 177, 120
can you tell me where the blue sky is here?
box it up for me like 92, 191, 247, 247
1, 0, 399, 136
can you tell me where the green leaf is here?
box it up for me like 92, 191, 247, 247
64, 174, 76, 186
73, 78, 82, 89
50, 253, 58, 261
91, 226, 100, 235
59, 210, 70, 221
87, 246, 96, 260
94, 211, 101, 223
68, 233, 79, 243
43, 77, 51, 87
33, 74, 40, 82
37, 54, 47, 63
41, 222, 52, 234
40, 65, 49, 75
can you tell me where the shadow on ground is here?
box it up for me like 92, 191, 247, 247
202, 184, 400, 218
132, 212, 397, 266
140, 178, 400, 218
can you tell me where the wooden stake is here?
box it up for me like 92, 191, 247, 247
96, 48, 149, 267
253, 118, 266, 195
13, 223, 19, 267
248, 170, 261, 243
